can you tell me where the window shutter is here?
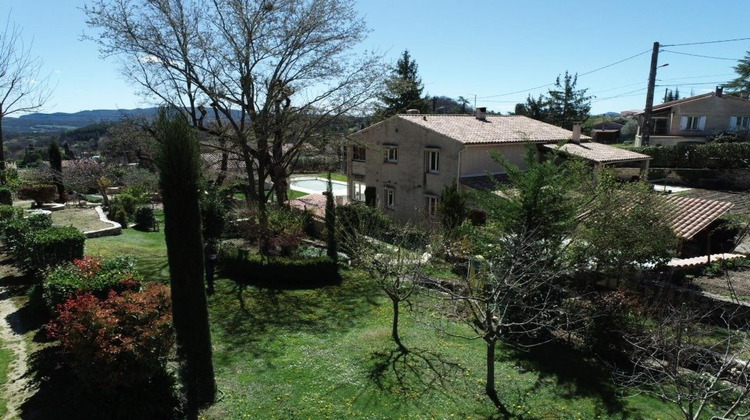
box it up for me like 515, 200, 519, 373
680, 116, 688, 130
730, 116, 737, 130
698, 116, 706, 130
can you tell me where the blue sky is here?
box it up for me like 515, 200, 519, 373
2, 0, 749, 115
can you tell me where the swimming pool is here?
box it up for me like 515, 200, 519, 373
290, 177, 348, 196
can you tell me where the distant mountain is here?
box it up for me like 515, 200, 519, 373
3, 108, 160, 133
604, 112, 621, 117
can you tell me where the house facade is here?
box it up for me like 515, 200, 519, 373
635, 86, 750, 146
348, 110, 650, 222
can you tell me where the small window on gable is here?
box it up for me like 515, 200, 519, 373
385, 146, 398, 163
352, 181, 366, 202
425, 150, 440, 173
385, 187, 395, 210
680, 115, 705, 131
731, 116, 750, 130
425, 195, 438, 217
352, 146, 366, 161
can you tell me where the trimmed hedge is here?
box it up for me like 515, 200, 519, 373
0, 187, 12, 205
44, 256, 141, 311
17, 184, 57, 207
219, 244, 341, 289
21, 226, 85, 272
626, 142, 750, 169
134, 206, 156, 231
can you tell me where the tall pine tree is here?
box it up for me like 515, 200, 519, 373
728, 50, 750, 96
375, 50, 429, 121
513, 71, 590, 130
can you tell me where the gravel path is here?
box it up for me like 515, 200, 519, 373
0, 288, 31, 420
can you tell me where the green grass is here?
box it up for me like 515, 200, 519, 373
84, 211, 169, 282
314, 172, 347, 182
0, 345, 11, 418
50, 207, 112, 232
201, 268, 678, 419
288, 189, 308, 199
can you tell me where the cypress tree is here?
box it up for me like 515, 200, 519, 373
48, 141, 65, 203
155, 108, 216, 417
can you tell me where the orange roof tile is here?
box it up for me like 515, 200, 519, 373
543, 142, 651, 164
659, 195, 733, 240
392, 114, 591, 144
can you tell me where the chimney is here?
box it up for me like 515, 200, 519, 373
475, 107, 487, 121
406, 109, 420, 114
716, 85, 723, 97
572, 123, 581, 144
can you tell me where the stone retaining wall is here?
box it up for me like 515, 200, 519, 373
83, 206, 122, 238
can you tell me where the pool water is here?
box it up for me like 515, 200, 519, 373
290, 178, 347, 195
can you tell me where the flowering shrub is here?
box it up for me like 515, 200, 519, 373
44, 256, 141, 311
47, 284, 174, 392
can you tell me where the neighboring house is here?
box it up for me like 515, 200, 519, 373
635, 86, 750, 146
347, 109, 651, 223
591, 120, 624, 143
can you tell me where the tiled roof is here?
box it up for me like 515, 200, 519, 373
394, 114, 591, 144
667, 253, 745, 268
635, 92, 750, 115
660, 195, 733, 240
288, 193, 327, 218
543, 142, 651, 164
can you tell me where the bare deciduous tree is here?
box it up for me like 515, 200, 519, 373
84, 0, 385, 248
620, 304, 750, 420
0, 14, 52, 180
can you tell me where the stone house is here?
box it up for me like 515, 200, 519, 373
347, 109, 651, 223
635, 86, 750, 146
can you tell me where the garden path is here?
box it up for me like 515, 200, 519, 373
0, 286, 31, 420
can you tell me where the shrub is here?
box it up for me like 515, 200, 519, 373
21, 226, 85, 272
0, 205, 22, 221
231, 207, 306, 256
0, 187, 12, 205
580, 290, 642, 363
1, 217, 30, 252
44, 256, 141, 310
627, 142, 750, 170
46, 284, 174, 394
17, 184, 57, 207
200, 186, 227, 241
134, 206, 156, 231
219, 243, 341, 288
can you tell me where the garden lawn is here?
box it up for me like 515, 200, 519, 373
50, 207, 112, 232
202, 267, 679, 420
0, 344, 10, 418
84, 211, 168, 282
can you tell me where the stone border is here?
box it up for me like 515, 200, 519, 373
83, 206, 122, 238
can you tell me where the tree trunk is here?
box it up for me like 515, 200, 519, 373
215, 150, 228, 186
156, 109, 216, 417
0, 104, 6, 185
485, 338, 510, 416
391, 297, 406, 353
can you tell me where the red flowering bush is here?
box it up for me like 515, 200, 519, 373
44, 255, 142, 311
46, 284, 174, 392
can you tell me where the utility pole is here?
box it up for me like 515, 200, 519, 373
642, 41, 660, 147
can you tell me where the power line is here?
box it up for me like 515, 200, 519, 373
658, 73, 735, 81
662, 37, 750, 47
662, 50, 738, 61
477, 48, 652, 100
655, 81, 731, 87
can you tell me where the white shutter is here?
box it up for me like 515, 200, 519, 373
698, 116, 706, 130
680, 116, 688, 130
730, 116, 738, 130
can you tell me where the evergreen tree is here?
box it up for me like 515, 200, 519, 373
728, 50, 750, 96
155, 108, 216, 417
375, 50, 429, 121
325, 172, 337, 261
546, 72, 591, 130
513, 72, 590, 129
48, 141, 65, 203
674, 86, 680, 101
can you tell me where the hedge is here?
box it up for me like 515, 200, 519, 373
44, 256, 141, 311
219, 244, 341, 289
626, 142, 750, 169
21, 226, 85, 273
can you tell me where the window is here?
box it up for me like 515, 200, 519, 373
425, 195, 438, 217
385, 146, 398, 163
352, 146, 366, 161
426, 150, 440, 173
352, 181, 366, 202
680, 115, 705, 131
385, 187, 395, 209
730, 116, 750, 130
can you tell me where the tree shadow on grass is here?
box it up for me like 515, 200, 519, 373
21, 345, 181, 420
367, 347, 465, 397
209, 269, 381, 362
498, 343, 637, 419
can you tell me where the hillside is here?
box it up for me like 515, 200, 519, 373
3, 108, 159, 133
